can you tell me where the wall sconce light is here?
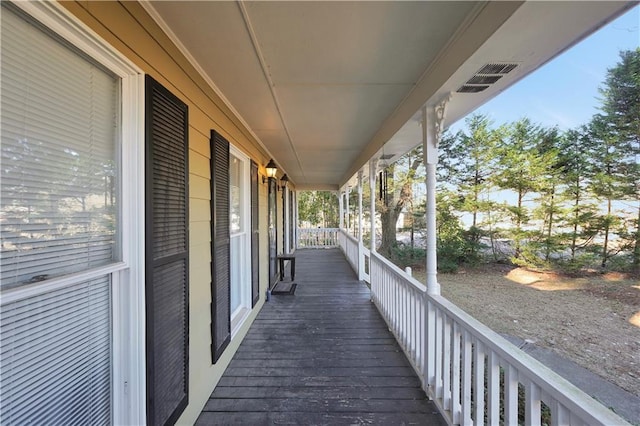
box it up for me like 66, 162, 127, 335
280, 174, 289, 191
262, 159, 278, 183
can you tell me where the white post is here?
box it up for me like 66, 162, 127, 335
345, 186, 351, 234
338, 190, 344, 229
283, 188, 289, 254
369, 160, 377, 252
294, 190, 298, 249
422, 96, 449, 295
357, 171, 365, 280
425, 163, 439, 294
357, 171, 363, 242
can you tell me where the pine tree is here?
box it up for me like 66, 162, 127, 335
555, 127, 600, 266
587, 115, 632, 268
532, 127, 564, 263
438, 114, 502, 259
493, 118, 552, 261
598, 48, 640, 271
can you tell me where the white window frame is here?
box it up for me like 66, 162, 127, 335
2, 2, 146, 425
229, 145, 252, 336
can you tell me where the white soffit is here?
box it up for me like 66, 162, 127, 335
146, 1, 479, 189
146, 1, 633, 190
369, 0, 635, 182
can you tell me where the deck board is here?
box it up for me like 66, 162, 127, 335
196, 248, 446, 425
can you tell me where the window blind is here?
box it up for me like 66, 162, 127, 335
1, 5, 119, 290
0, 5, 116, 425
0, 276, 111, 425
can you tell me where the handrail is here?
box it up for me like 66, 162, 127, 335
338, 230, 359, 272
297, 227, 339, 248
365, 249, 629, 426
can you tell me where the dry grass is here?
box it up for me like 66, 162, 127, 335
414, 265, 640, 397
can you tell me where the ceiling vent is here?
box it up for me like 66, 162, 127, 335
457, 62, 518, 94
477, 63, 517, 75
457, 84, 490, 93
379, 154, 395, 160
467, 75, 502, 85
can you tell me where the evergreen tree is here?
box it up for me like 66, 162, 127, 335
599, 48, 640, 270
532, 127, 564, 263
493, 118, 551, 261
587, 115, 631, 268
438, 114, 503, 259
556, 127, 600, 265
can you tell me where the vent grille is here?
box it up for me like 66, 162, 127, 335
457, 85, 489, 93
380, 154, 395, 160
478, 63, 517, 75
456, 62, 518, 94
467, 75, 502, 85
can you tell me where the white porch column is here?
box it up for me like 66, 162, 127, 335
294, 190, 298, 249
369, 160, 377, 252
345, 186, 351, 234
357, 171, 363, 242
357, 171, 365, 280
422, 97, 450, 296
283, 189, 289, 253
338, 190, 344, 229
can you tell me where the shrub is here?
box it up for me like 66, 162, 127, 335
390, 243, 426, 269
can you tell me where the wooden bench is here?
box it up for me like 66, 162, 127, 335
277, 253, 296, 281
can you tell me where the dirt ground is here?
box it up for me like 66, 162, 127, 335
415, 265, 640, 397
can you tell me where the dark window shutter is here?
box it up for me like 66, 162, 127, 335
145, 75, 189, 426
250, 160, 259, 307
210, 130, 230, 363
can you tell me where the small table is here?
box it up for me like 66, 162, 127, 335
277, 253, 296, 281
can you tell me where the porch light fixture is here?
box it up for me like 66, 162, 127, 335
263, 159, 278, 183
280, 174, 289, 190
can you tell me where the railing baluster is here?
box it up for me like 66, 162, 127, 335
414, 289, 419, 368
504, 364, 519, 425
550, 400, 570, 426
426, 297, 436, 393
461, 331, 472, 426
451, 322, 462, 424
487, 351, 500, 425
524, 378, 541, 426
473, 340, 485, 426
435, 307, 444, 400
443, 314, 452, 407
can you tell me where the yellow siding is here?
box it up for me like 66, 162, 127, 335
60, 1, 285, 423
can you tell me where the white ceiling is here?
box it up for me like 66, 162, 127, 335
146, 1, 634, 190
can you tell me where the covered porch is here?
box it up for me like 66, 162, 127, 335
197, 249, 445, 425
1, 1, 635, 425
198, 242, 628, 425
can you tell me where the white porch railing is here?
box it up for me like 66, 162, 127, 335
338, 230, 371, 283
339, 230, 358, 271
339, 237, 628, 426
297, 227, 339, 248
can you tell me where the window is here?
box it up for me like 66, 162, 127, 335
1, 5, 119, 290
0, 3, 144, 425
229, 148, 251, 332
210, 132, 253, 361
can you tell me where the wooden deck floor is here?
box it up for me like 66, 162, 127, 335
196, 248, 446, 425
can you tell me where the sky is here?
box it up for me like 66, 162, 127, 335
449, 4, 640, 134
